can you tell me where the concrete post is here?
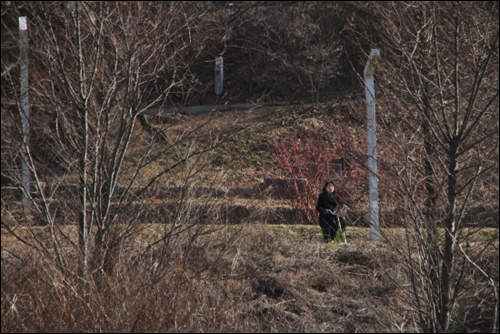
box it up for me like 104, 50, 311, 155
215, 56, 223, 95
19, 16, 30, 211
364, 49, 380, 242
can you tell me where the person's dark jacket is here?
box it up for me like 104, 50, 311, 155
316, 191, 341, 227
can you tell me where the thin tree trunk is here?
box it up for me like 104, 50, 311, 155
76, 3, 89, 279
439, 142, 459, 331
78, 106, 89, 279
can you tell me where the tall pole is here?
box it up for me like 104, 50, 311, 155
364, 49, 380, 242
19, 16, 30, 211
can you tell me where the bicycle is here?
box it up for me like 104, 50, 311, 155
326, 204, 350, 243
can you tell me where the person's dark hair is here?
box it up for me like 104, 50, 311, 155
322, 181, 335, 194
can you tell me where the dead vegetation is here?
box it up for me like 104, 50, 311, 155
3, 223, 497, 332
2, 2, 498, 332
0, 225, 408, 332
2, 100, 498, 332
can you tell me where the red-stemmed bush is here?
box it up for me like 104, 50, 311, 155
271, 124, 367, 224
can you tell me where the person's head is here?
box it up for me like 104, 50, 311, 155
322, 181, 335, 194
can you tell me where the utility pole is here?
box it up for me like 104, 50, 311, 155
364, 49, 380, 242
19, 16, 30, 212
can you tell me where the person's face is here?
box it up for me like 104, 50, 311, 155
326, 184, 334, 194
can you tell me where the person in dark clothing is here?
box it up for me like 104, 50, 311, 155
316, 181, 345, 242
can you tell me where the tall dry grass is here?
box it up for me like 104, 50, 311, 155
3, 221, 416, 333
3, 222, 498, 332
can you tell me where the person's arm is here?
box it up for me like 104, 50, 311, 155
316, 195, 328, 215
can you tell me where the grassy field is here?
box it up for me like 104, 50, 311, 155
2, 221, 498, 332
2, 104, 498, 332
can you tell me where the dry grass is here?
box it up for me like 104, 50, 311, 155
3, 221, 497, 333
128, 104, 345, 189
2, 101, 498, 332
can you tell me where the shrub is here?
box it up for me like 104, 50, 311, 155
271, 123, 367, 225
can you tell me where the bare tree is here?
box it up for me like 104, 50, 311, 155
1, 1, 237, 285
359, 2, 499, 332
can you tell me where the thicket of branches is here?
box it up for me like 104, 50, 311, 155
177, 1, 374, 104
351, 2, 499, 332
257, 1, 499, 332
2, 1, 498, 333
1, 0, 245, 311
